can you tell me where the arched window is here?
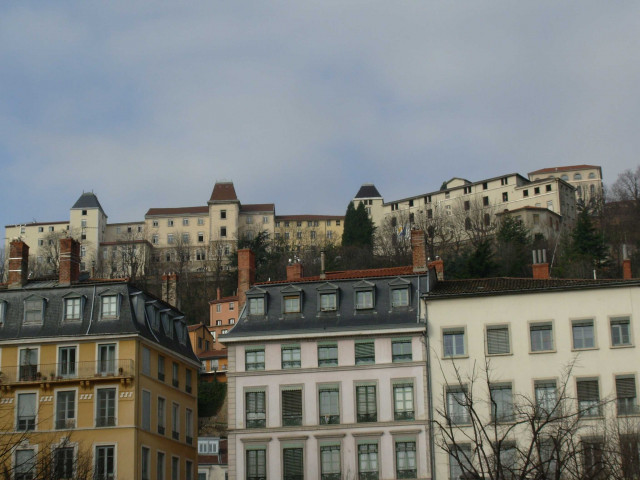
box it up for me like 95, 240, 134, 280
561, 175, 569, 181
574, 173, 582, 180
590, 184, 595, 196
588, 172, 596, 179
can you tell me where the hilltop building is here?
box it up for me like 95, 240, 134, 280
528, 164, 604, 203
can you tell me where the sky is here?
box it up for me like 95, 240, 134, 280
1, 2, 639, 235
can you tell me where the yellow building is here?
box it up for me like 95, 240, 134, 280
273, 215, 344, 250
0, 238, 199, 480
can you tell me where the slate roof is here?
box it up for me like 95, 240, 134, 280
257, 266, 415, 285
209, 182, 238, 203
209, 296, 238, 305
71, 192, 105, 212
0, 280, 199, 363
425, 277, 640, 300
146, 206, 209, 216
354, 184, 382, 199
529, 165, 601, 175
225, 274, 427, 339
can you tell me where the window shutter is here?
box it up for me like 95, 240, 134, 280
355, 342, 375, 359
283, 448, 303, 479
282, 389, 302, 418
487, 327, 509, 354
616, 377, 636, 398
577, 380, 599, 401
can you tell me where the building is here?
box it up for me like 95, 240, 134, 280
424, 259, 640, 479
273, 214, 344, 250
198, 437, 228, 480
0, 238, 200, 480
529, 164, 604, 203
223, 232, 441, 480
188, 323, 228, 383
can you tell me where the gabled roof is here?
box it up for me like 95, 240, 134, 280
145, 206, 209, 216
72, 192, 105, 213
209, 182, 238, 203
528, 165, 601, 175
354, 184, 382, 199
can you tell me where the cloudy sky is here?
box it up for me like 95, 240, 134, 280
1, 2, 639, 234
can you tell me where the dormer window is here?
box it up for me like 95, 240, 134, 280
389, 277, 411, 308
162, 312, 173, 338
317, 282, 339, 312
0, 300, 6, 326
280, 285, 302, 314
354, 280, 375, 310
100, 292, 120, 319
24, 296, 46, 325
63, 294, 85, 320
246, 287, 267, 316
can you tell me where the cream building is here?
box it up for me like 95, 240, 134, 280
274, 215, 344, 250
528, 164, 604, 204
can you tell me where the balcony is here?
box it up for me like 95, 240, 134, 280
55, 418, 76, 430
319, 415, 340, 425
0, 360, 134, 387
17, 416, 35, 431
172, 430, 179, 440
158, 426, 165, 435
186, 435, 193, 445
96, 416, 116, 427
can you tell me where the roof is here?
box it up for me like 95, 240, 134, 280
209, 182, 238, 203
240, 204, 275, 213
198, 350, 228, 360
528, 165, 601, 175
354, 184, 382, 199
256, 265, 415, 285
209, 296, 239, 305
495, 206, 562, 217
275, 215, 344, 221
145, 206, 209, 216
425, 277, 640, 300
5, 220, 68, 228
71, 192, 105, 212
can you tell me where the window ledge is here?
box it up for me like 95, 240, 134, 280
571, 347, 598, 352
443, 355, 469, 360
610, 344, 634, 349
529, 349, 556, 354
485, 352, 513, 357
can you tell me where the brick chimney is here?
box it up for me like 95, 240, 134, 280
162, 273, 178, 308
623, 260, 632, 280
238, 249, 255, 309
411, 230, 427, 273
8, 240, 29, 289
286, 263, 304, 281
428, 258, 445, 281
59, 238, 81, 285
532, 249, 550, 280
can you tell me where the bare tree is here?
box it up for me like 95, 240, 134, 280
451, 196, 499, 248
610, 166, 640, 205
97, 227, 150, 282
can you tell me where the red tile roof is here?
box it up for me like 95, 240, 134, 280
276, 214, 344, 221
5, 220, 68, 228
257, 265, 415, 285
209, 296, 239, 305
241, 204, 275, 212
209, 182, 238, 202
145, 206, 208, 216
529, 165, 600, 175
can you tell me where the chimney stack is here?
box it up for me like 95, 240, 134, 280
237, 249, 255, 309
428, 258, 445, 281
8, 240, 29, 289
320, 250, 326, 280
216, 287, 221, 301
162, 272, 179, 307
59, 238, 81, 285
411, 230, 427, 273
286, 263, 304, 282
622, 244, 632, 280
532, 249, 550, 280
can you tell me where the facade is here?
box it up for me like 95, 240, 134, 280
273, 215, 344, 250
197, 437, 228, 480
529, 164, 604, 203
223, 232, 439, 480
188, 324, 228, 383
0, 238, 200, 480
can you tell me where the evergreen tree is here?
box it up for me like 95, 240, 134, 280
467, 239, 497, 278
342, 202, 375, 250
496, 216, 531, 276
571, 207, 607, 263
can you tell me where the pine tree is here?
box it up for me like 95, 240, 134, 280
571, 207, 607, 263
342, 202, 375, 250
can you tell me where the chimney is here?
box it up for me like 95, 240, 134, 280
623, 244, 632, 280
286, 263, 304, 281
216, 287, 221, 301
162, 272, 178, 307
8, 240, 29, 289
428, 258, 445, 281
411, 230, 427, 273
532, 249, 550, 280
237, 249, 255, 309
59, 238, 81, 285
320, 250, 326, 280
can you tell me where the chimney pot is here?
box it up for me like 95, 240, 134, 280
8, 240, 30, 289
237, 249, 256, 309
59, 238, 81, 285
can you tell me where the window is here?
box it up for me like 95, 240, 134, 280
171, 457, 179, 480
64, 297, 81, 320
501, 177, 508, 185
530, 323, 553, 352
153, 220, 159, 227
572, 320, 595, 349
220, 227, 227, 238
186, 369, 193, 393
395, 441, 417, 479
443, 329, 465, 357
215, 320, 222, 326
320, 292, 337, 311
182, 233, 190, 243
318, 344, 338, 367
229, 302, 234, 311
142, 447, 150, 480
284, 295, 300, 313
24, 297, 44, 324
582, 439, 605, 479
101, 295, 118, 318
220, 209, 227, 219
358, 443, 378, 480
56, 390, 76, 429
95, 446, 115, 480
158, 397, 166, 434
142, 390, 151, 430
336, 220, 341, 226
246, 449, 266, 480
152, 234, 159, 244
486, 325, 510, 355
449, 445, 472, 480
577, 379, 601, 417
394, 383, 414, 420
172, 403, 179, 439
54, 446, 74, 479
166, 219, 174, 227
392, 340, 412, 362
446, 386, 469, 425
282, 388, 302, 426
198, 440, 219, 454
246, 216, 254, 224
186, 408, 193, 444
246, 391, 266, 428
319, 386, 340, 424
355, 341, 375, 365
282, 448, 303, 480
535, 380, 557, 417
534, 186, 541, 195
229, 319, 235, 325
246, 348, 265, 371
574, 173, 582, 180
616, 376, 638, 415
611, 317, 632, 346
49, 226, 55, 232
282, 345, 301, 369
17, 393, 36, 431
321, 445, 341, 480
197, 232, 204, 243
391, 288, 409, 307
172, 362, 179, 388
96, 388, 116, 426
157, 452, 165, 480
15, 449, 36, 480
356, 385, 377, 422
157, 355, 165, 381
356, 290, 373, 310
464, 200, 470, 211
142, 346, 150, 375
490, 384, 513, 422
97, 344, 116, 375
523, 189, 529, 197
215, 304, 221, 313
186, 461, 193, 480
19, 348, 38, 381
58, 346, 77, 378
248, 296, 265, 315
502, 192, 509, 202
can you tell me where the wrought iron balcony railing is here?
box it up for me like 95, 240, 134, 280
0, 360, 134, 385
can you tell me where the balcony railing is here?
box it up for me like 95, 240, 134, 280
394, 410, 415, 421
0, 360, 134, 385
319, 415, 340, 425
55, 418, 76, 430
158, 426, 165, 435
172, 430, 179, 440
17, 416, 35, 431
186, 435, 193, 445
96, 416, 116, 427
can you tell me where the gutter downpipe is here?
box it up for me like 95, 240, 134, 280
86, 285, 96, 334
424, 273, 437, 480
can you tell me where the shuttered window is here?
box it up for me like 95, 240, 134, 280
392, 340, 412, 362
319, 387, 340, 424
356, 385, 377, 422
486, 326, 510, 355
396, 442, 417, 479
318, 344, 338, 367
246, 391, 266, 428
282, 388, 302, 426
358, 443, 378, 479
320, 445, 341, 480
577, 379, 601, 417
283, 448, 303, 480
355, 342, 375, 365
246, 449, 266, 480
616, 376, 638, 415
393, 384, 414, 420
